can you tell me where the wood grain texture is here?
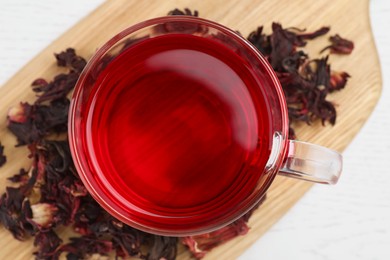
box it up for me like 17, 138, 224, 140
0, 0, 381, 259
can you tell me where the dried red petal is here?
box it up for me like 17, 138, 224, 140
182, 195, 266, 259
59, 236, 113, 258
31, 78, 49, 92
247, 26, 272, 56
330, 71, 350, 92
7, 168, 29, 183
33, 229, 62, 259
270, 23, 296, 69
168, 8, 199, 16
148, 236, 178, 260
55, 48, 87, 73
182, 219, 250, 259
321, 34, 354, 54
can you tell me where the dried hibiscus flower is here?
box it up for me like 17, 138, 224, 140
321, 34, 354, 54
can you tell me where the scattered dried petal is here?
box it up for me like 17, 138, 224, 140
247, 26, 272, 55
33, 229, 62, 259
31, 78, 49, 92
147, 236, 178, 260
7, 168, 29, 183
330, 71, 350, 92
55, 48, 87, 73
321, 34, 354, 54
182, 195, 266, 259
59, 236, 113, 259
168, 8, 199, 17
182, 219, 249, 259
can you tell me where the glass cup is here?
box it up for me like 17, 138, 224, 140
68, 16, 342, 236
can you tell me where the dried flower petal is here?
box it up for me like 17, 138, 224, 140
321, 34, 354, 54
7, 168, 29, 183
55, 48, 87, 73
31, 78, 49, 92
330, 71, 350, 92
182, 195, 266, 259
168, 8, 199, 17
59, 236, 113, 258
33, 229, 62, 259
247, 26, 272, 55
182, 219, 249, 259
29, 203, 58, 229
148, 236, 178, 260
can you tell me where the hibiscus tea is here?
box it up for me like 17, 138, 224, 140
79, 33, 274, 231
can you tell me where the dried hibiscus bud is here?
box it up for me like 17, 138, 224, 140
7, 102, 30, 124
330, 71, 350, 92
28, 203, 58, 229
31, 78, 49, 92
0, 142, 6, 167
321, 34, 354, 54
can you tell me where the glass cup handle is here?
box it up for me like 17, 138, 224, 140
278, 140, 342, 185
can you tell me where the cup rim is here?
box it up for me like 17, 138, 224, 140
68, 15, 289, 236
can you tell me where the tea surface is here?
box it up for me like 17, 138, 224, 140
84, 34, 272, 227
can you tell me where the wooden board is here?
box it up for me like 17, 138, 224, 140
0, 0, 381, 259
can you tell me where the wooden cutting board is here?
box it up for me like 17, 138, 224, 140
0, 0, 381, 259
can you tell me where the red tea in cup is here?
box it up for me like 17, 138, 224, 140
69, 17, 342, 236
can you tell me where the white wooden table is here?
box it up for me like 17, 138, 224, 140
1, 0, 389, 259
